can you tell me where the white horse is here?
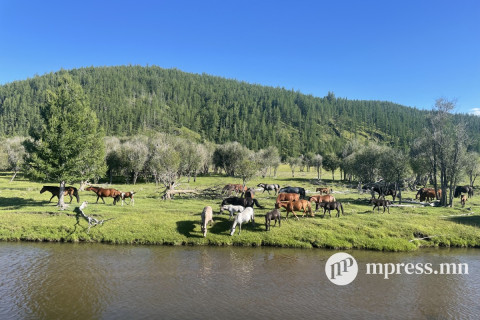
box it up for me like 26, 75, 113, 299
221, 204, 245, 220
201, 206, 214, 237
230, 207, 255, 236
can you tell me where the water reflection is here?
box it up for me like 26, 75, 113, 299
0, 243, 478, 320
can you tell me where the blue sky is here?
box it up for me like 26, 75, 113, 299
1, 0, 479, 114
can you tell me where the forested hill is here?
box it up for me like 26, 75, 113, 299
1, 65, 479, 156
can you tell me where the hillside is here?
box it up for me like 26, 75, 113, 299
1, 65, 479, 156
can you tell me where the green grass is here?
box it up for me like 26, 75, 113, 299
0, 167, 479, 251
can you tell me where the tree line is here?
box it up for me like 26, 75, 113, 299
2, 65, 480, 159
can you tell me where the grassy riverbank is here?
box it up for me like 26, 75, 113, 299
0, 168, 479, 251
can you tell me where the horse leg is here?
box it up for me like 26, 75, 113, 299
69, 194, 73, 204
293, 210, 299, 220
238, 223, 242, 235
96, 195, 100, 203
49, 194, 56, 202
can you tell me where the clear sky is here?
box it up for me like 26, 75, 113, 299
1, 0, 479, 114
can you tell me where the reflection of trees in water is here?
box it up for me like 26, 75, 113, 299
230, 249, 255, 286
24, 244, 110, 319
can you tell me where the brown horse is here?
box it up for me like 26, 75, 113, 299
419, 189, 442, 202
275, 200, 313, 220
40, 186, 80, 203
222, 184, 246, 196
85, 186, 122, 205
276, 193, 300, 203
461, 194, 467, 207
308, 194, 336, 211
316, 187, 332, 194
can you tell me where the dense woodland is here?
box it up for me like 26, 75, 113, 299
2, 65, 480, 157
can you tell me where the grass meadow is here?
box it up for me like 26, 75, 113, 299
0, 166, 479, 251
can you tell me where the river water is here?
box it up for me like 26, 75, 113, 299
0, 243, 478, 320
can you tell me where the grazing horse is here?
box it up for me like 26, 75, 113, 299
85, 186, 122, 205
276, 193, 300, 203
415, 188, 433, 200
369, 198, 391, 214
317, 201, 344, 218
220, 197, 264, 213
40, 186, 80, 203
257, 183, 280, 195
220, 204, 245, 220
419, 189, 441, 202
275, 200, 313, 220
308, 195, 336, 211
265, 209, 281, 231
454, 186, 473, 198
230, 207, 255, 235
243, 188, 255, 198
201, 206, 214, 237
460, 194, 467, 207
364, 184, 397, 201
316, 187, 332, 195
278, 186, 306, 199
222, 184, 246, 196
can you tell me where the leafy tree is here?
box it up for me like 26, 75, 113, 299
287, 156, 302, 178
311, 154, 323, 179
5, 136, 26, 182
323, 153, 340, 181
120, 136, 148, 185
23, 74, 106, 206
464, 151, 480, 187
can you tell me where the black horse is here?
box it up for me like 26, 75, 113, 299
454, 186, 474, 198
278, 186, 306, 199
363, 183, 397, 201
220, 197, 264, 212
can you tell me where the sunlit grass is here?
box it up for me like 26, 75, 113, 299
0, 167, 479, 251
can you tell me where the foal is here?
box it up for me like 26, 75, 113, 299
265, 209, 281, 231
230, 207, 255, 235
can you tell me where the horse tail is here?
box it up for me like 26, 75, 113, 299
340, 203, 344, 216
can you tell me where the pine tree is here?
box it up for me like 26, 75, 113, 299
23, 74, 106, 206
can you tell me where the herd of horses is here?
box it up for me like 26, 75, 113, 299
201, 182, 477, 237
40, 180, 475, 237
40, 185, 135, 206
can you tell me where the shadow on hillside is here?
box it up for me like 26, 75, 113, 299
447, 215, 480, 228
0, 197, 45, 210
176, 220, 203, 238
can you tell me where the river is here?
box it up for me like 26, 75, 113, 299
0, 243, 478, 319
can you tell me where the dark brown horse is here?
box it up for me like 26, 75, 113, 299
315, 187, 332, 194
369, 198, 391, 213
275, 200, 313, 220
40, 186, 79, 203
85, 186, 122, 205
317, 201, 344, 218
222, 184, 246, 196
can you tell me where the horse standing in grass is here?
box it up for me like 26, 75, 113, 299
257, 183, 280, 195
369, 198, 391, 213
278, 186, 306, 199
230, 207, 255, 235
308, 195, 336, 211
316, 187, 332, 194
265, 209, 281, 231
40, 186, 80, 203
220, 197, 264, 212
276, 193, 300, 203
220, 204, 245, 220
85, 186, 122, 205
120, 191, 135, 206
275, 200, 313, 220
317, 201, 344, 218
201, 206, 214, 237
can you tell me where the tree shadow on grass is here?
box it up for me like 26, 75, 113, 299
447, 215, 480, 228
0, 197, 46, 210
176, 220, 203, 238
